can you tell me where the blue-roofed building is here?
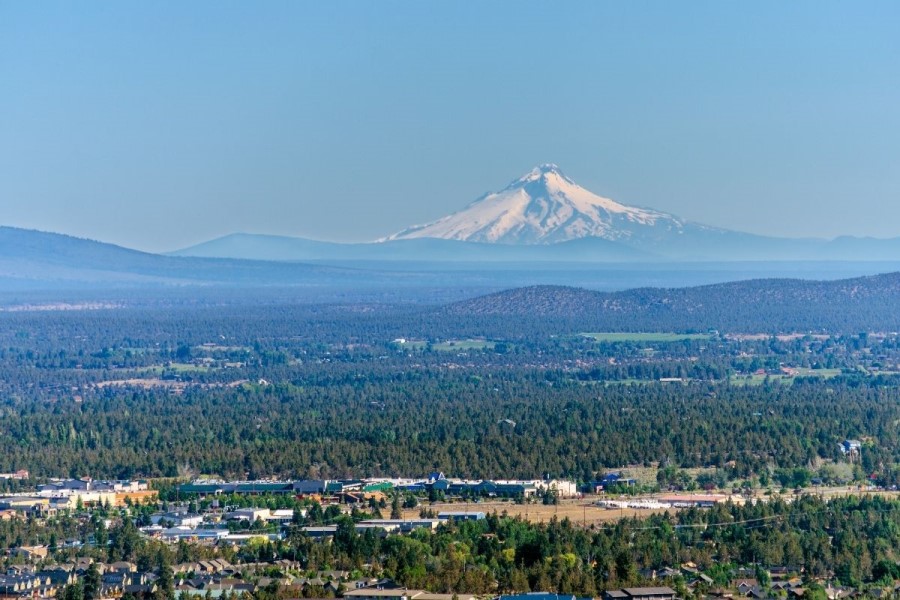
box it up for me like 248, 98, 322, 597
499, 593, 590, 600
398, 483, 426, 493
591, 472, 637, 492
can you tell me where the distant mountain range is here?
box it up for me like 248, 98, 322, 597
4, 226, 900, 329
174, 164, 900, 262
0, 226, 370, 289
3, 164, 900, 292
7, 225, 900, 295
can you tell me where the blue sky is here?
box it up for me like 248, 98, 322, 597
1, 1, 898, 251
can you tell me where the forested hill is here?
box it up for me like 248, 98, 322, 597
441, 272, 900, 333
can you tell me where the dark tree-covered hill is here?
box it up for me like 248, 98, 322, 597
441, 272, 900, 333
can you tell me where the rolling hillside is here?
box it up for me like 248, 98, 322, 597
441, 272, 900, 333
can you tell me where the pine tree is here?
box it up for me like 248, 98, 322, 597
390, 492, 402, 519
83, 563, 101, 600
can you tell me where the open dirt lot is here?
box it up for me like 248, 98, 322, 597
403, 499, 671, 527
403, 487, 900, 527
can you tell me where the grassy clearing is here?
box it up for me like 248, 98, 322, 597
195, 344, 251, 352
142, 362, 214, 374
433, 340, 496, 351
583, 332, 711, 343
729, 368, 842, 386
394, 339, 498, 351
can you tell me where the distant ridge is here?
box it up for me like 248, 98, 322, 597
0, 226, 363, 288
441, 273, 900, 333
8, 225, 900, 295
172, 232, 653, 262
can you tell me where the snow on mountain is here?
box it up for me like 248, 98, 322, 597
386, 164, 700, 245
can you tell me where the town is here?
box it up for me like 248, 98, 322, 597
2, 471, 898, 600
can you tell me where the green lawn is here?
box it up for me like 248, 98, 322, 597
582, 332, 711, 343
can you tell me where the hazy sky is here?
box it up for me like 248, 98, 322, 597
2, 1, 899, 252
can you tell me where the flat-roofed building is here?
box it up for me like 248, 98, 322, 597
603, 587, 676, 600
438, 511, 485, 521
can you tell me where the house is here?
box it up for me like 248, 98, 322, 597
102, 571, 134, 588
840, 440, 862, 455
36, 569, 76, 588
109, 561, 138, 573
124, 583, 157, 598
658, 567, 680, 579
732, 580, 758, 595
8, 546, 49, 561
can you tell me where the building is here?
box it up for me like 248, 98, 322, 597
176, 478, 362, 497
343, 589, 476, 600
38, 478, 148, 494
591, 472, 638, 492
155, 528, 230, 542
658, 494, 732, 508
151, 512, 204, 528
840, 439, 863, 462
500, 594, 589, 600
357, 519, 442, 533
604, 587, 677, 600
225, 508, 271, 522
438, 512, 485, 522
0, 497, 54, 518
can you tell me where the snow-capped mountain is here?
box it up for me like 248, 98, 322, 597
386, 163, 710, 245
171, 164, 900, 263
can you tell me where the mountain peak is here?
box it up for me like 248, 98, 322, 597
531, 163, 564, 176
386, 165, 689, 245
513, 163, 573, 187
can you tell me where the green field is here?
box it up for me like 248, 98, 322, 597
730, 368, 842, 386
394, 339, 497, 351
433, 340, 496, 351
582, 332, 712, 343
